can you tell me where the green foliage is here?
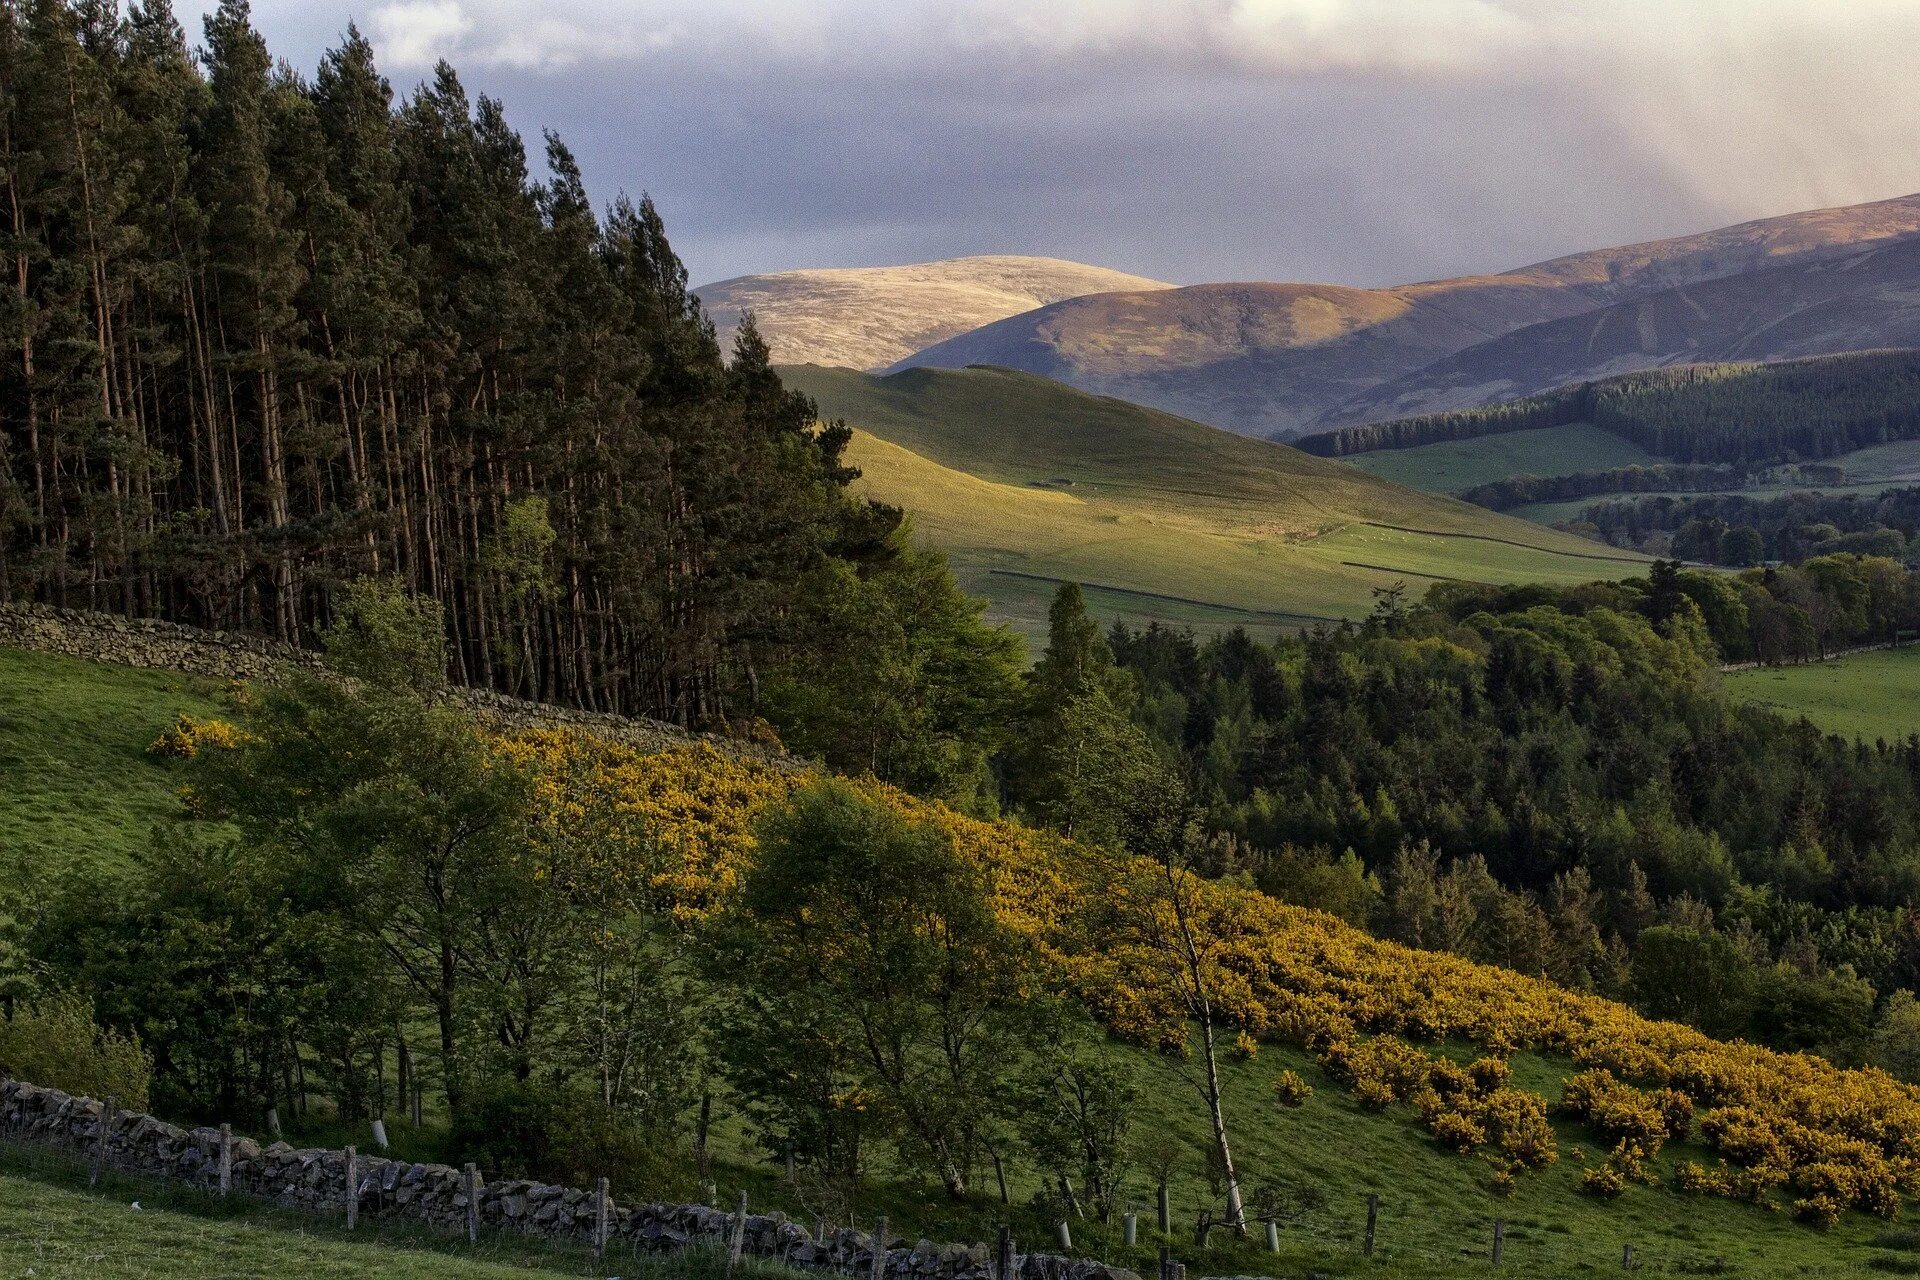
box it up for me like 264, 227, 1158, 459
323, 577, 451, 692
705, 779, 1032, 1198
764, 536, 1024, 809
0, 3, 891, 726
0, 993, 151, 1110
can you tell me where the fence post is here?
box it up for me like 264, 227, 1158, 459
1364, 1193, 1379, 1257
1265, 1219, 1279, 1253
1055, 1219, 1072, 1251
1123, 1212, 1137, 1247
1491, 1218, 1503, 1266
1156, 1182, 1170, 1234
218, 1123, 232, 1196
1622, 1243, 1633, 1271
996, 1225, 1014, 1280
597, 1177, 611, 1259
464, 1162, 480, 1244
1157, 1244, 1170, 1280
371, 1118, 389, 1151
90, 1095, 115, 1187
729, 1189, 748, 1274
266, 1107, 281, 1139
345, 1146, 358, 1230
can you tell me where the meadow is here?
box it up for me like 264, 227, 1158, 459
1336, 422, 1657, 494
1723, 645, 1920, 741
787, 366, 1645, 640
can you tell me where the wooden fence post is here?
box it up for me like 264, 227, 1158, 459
1364, 1193, 1379, 1257
872, 1216, 889, 1280
266, 1107, 280, 1139
371, 1118, 389, 1151
1264, 1219, 1279, 1253
1055, 1219, 1072, 1251
1622, 1243, 1633, 1271
1491, 1218, 1503, 1266
1123, 1212, 1137, 1247
728, 1189, 748, 1274
596, 1177, 611, 1259
996, 1225, 1014, 1280
345, 1146, 358, 1230
90, 1095, 115, 1187
1156, 1182, 1170, 1234
464, 1162, 480, 1244
1157, 1244, 1170, 1280
218, 1123, 232, 1196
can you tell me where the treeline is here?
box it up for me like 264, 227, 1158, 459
1461, 464, 1754, 511
1298, 350, 1920, 467
1578, 489, 1920, 567
0, 0, 895, 724
1093, 556, 1920, 1057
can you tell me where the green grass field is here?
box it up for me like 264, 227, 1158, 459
1723, 646, 1920, 741
1337, 423, 1658, 494
785, 366, 1647, 640
0, 647, 226, 882
3, 647, 1914, 1279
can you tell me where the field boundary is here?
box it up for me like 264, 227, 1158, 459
1355, 522, 1649, 565
0, 1076, 1128, 1280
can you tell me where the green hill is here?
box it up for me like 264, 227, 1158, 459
3, 644, 1917, 1280
781, 365, 1646, 638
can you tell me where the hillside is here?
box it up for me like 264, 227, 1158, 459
781, 364, 1644, 636
892, 193, 1920, 437
1333, 239, 1920, 426
5, 642, 1919, 1279
693, 256, 1173, 371
1291, 350, 1920, 511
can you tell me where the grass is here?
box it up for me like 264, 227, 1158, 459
0, 647, 226, 883
1337, 422, 1658, 494
1722, 646, 1920, 741
5, 647, 1910, 1278
785, 365, 1647, 642
0, 1142, 811, 1279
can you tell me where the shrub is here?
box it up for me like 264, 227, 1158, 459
0, 995, 151, 1110
147, 714, 249, 758
1430, 1109, 1486, 1153
1468, 1057, 1511, 1093
1796, 1194, 1845, 1229
1230, 1031, 1259, 1061
1270, 1070, 1312, 1107
1582, 1164, 1625, 1198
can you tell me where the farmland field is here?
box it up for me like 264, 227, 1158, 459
1337, 423, 1658, 493
1722, 646, 1920, 741
789, 365, 1647, 640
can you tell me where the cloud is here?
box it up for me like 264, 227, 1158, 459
192, 1, 1920, 289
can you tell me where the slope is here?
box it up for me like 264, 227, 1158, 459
5, 646, 1918, 1280
893, 193, 1920, 437
1335, 236, 1920, 425
694, 256, 1172, 371
783, 365, 1644, 637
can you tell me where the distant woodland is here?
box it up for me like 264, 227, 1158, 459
1298, 352, 1920, 468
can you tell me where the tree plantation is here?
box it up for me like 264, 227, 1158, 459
0, 0, 903, 725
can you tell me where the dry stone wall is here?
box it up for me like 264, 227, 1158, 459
0, 603, 787, 764
0, 1078, 1135, 1280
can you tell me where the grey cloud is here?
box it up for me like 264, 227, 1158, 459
186, 2, 1920, 288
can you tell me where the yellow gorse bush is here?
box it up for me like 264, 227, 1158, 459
167, 718, 1920, 1222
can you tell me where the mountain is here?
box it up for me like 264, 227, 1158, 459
781, 364, 1644, 638
1328, 237, 1920, 426
692, 255, 1172, 371
890, 193, 1920, 437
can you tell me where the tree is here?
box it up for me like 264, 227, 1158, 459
706, 779, 1031, 1198
1016, 1025, 1139, 1223
765, 535, 1024, 809
1629, 926, 1752, 1037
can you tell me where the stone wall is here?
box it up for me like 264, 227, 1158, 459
0, 602, 788, 765
0, 1078, 1135, 1280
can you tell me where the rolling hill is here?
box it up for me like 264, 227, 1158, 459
890, 193, 1920, 438
693, 256, 1172, 371
780, 364, 1645, 638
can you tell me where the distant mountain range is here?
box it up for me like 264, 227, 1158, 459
882, 193, 1920, 438
693, 255, 1171, 371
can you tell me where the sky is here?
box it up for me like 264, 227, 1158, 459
180, 0, 1920, 290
